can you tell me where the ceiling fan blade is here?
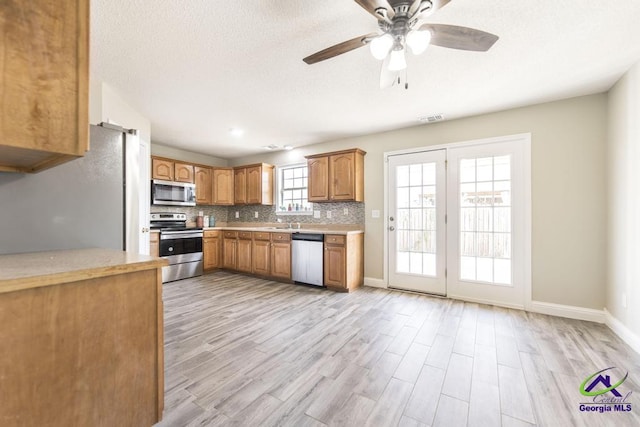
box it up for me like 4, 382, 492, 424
380, 55, 396, 89
409, 0, 451, 17
354, 0, 395, 21
420, 23, 499, 52
303, 33, 378, 64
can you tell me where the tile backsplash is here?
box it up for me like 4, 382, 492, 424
150, 202, 364, 226
228, 202, 364, 225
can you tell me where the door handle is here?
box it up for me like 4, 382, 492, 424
389, 226, 395, 231
389, 216, 394, 222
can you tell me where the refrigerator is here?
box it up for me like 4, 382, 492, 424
0, 124, 144, 255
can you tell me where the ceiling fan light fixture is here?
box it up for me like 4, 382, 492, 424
388, 48, 407, 71
369, 34, 394, 60
406, 30, 431, 55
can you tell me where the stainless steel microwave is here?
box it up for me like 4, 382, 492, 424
151, 179, 196, 206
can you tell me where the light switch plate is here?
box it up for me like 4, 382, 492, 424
235, 211, 239, 219
372, 210, 380, 218
314, 210, 321, 219
254, 211, 259, 218
326, 211, 332, 219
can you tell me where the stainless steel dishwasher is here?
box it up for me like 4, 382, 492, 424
291, 233, 324, 287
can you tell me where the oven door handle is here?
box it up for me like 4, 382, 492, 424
161, 231, 203, 239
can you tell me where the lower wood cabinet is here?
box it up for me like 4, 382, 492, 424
203, 230, 221, 270
324, 233, 364, 292
215, 229, 363, 290
252, 232, 271, 276
222, 231, 237, 269
149, 231, 159, 258
270, 234, 292, 280
236, 232, 253, 273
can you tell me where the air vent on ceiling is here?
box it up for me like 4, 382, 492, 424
419, 114, 445, 123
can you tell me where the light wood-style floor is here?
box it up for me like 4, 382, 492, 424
155, 271, 640, 427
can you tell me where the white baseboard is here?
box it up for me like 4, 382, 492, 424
363, 277, 387, 289
529, 301, 605, 323
604, 308, 640, 355
448, 294, 525, 310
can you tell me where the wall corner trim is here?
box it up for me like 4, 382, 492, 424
529, 301, 605, 323
363, 277, 387, 289
604, 308, 640, 355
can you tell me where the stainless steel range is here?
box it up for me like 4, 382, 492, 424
150, 213, 203, 283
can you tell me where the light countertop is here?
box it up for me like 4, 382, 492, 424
199, 222, 363, 235
0, 248, 167, 294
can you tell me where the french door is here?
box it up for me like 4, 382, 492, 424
387, 136, 530, 308
388, 150, 447, 295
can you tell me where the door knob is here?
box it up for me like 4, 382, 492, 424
389, 216, 394, 222
389, 226, 395, 231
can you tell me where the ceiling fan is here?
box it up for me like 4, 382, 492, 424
303, 0, 499, 88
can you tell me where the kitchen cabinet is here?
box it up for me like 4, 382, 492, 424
270, 233, 292, 280
0, 249, 165, 425
307, 156, 330, 201
0, 0, 89, 173
149, 231, 160, 258
174, 162, 194, 183
151, 157, 194, 183
222, 231, 238, 269
252, 232, 271, 276
212, 168, 234, 205
152, 158, 174, 181
234, 168, 247, 204
203, 230, 221, 271
195, 166, 212, 205
324, 233, 364, 292
305, 149, 366, 202
236, 232, 253, 273
234, 163, 275, 205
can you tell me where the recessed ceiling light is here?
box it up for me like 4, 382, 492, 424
229, 128, 244, 138
283, 145, 293, 150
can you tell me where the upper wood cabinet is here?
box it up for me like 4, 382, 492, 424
234, 168, 247, 204
234, 163, 274, 205
0, 0, 89, 173
152, 158, 174, 181
307, 156, 329, 202
174, 162, 194, 183
212, 168, 234, 205
194, 166, 212, 205
151, 157, 194, 183
305, 149, 366, 202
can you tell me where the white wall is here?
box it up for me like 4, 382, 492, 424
607, 61, 640, 332
151, 143, 228, 167
90, 78, 151, 143
233, 94, 608, 310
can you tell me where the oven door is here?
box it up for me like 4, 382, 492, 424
159, 231, 203, 264
152, 180, 196, 206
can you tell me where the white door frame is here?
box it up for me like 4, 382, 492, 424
383, 133, 532, 310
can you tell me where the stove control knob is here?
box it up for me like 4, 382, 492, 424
168, 247, 174, 252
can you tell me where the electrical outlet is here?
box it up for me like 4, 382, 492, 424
254, 211, 259, 218
343, 208, 349, 216
235, 211, 239, 219
326, 211, 332, 219
314, 210, 321, 219
372, 210, 380, 218
622, 293, 627, 308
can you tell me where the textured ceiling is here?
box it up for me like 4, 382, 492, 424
91, 0, 640, 158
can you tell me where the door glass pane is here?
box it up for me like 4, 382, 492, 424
458, 156, 512, 285
395, 161, 439, 277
